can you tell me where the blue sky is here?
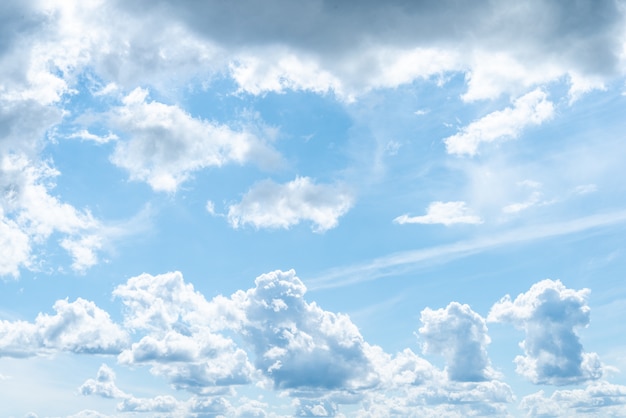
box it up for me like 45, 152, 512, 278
1, 1, 626, 417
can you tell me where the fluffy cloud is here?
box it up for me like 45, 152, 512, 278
0, 298, 128, 357
444, 89, 554, 156
394, 201, 482, 226
520, 381, 626, 417
109, 88, 280, 193
0, 153, 106, 276
113, 271, 254, 394
419, 302, 494, 382
488, 279, 603, 385
227, 177, 354, 232
231, 269, 377, 394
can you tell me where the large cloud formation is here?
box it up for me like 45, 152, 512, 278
1, 0, 626, 275
0, 269, 616, 415
488, 279, 603, 385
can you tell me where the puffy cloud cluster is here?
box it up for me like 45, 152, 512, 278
113, 271, 254, 394
520, 381, 626, 417
488, 279, 603, 385
74, 269, 520, 415
231, 270, 377, 394
419, 302, 494, 382
0, 270, 604, 416
0, 298, 128, 357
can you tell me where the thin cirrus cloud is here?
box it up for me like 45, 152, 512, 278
394, 201, 483, 226
226, 176, 354, 233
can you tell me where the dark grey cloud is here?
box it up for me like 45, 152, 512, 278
116, 0, 625, 80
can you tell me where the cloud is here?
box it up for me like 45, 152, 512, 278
520, 381, 626, 417
115, 0, 625, 100
231, 269, 378, 393
67, 130, 119, 144
227, 177, 354, 232
109, 88, 280, 193
444, 89, 554, 156
113, 271, 254, 393
0, 154, 106, 276
0, 212, 30, 277
310, 209, 626, 290
78, 364, 126, 399
0, 298, 128, 357
419, 302, 494, 382
488, 279, 603, 385
394, 201, 482, 226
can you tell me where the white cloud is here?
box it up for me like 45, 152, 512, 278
502, 191, 543, 214
444, 89, 554, 156
311, 209, 626, 290
113, 271, 254, 394
109, 88, 280, 193
0, 154, 104, 276
394, 201, 482, 226
227, 177, 354, 232
0, 298, 128, 357
419, 302, 495, 382
231, 269, 378, 394
573, 184, 598, 195
520, 381, 626, 417
0, 211, 30, 277
78, 364, 126, 399
488, 279, 603, 385
68, 130, 119, 144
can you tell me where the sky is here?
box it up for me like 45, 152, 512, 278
1, 0, 626, 417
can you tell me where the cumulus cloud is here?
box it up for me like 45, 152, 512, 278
520, 381, 626, 417
227, 177, 354, 232
488, 279, 603, 385
419, 302, 494, 382
113, 271, 253, 394
109, 88, 280, 193
444, 89, 554, 156
0, 298, 128, 357
231, 269, 378, 393
394, 201, 482, 226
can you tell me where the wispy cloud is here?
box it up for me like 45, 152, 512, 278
394, 201, 482, 226
309, 209, 626, 290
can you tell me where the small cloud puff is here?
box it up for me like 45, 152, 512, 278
394, 201, 482, 226
444, 89, 554, 156
227, 177, 354, 233
488, 279, 603, 385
